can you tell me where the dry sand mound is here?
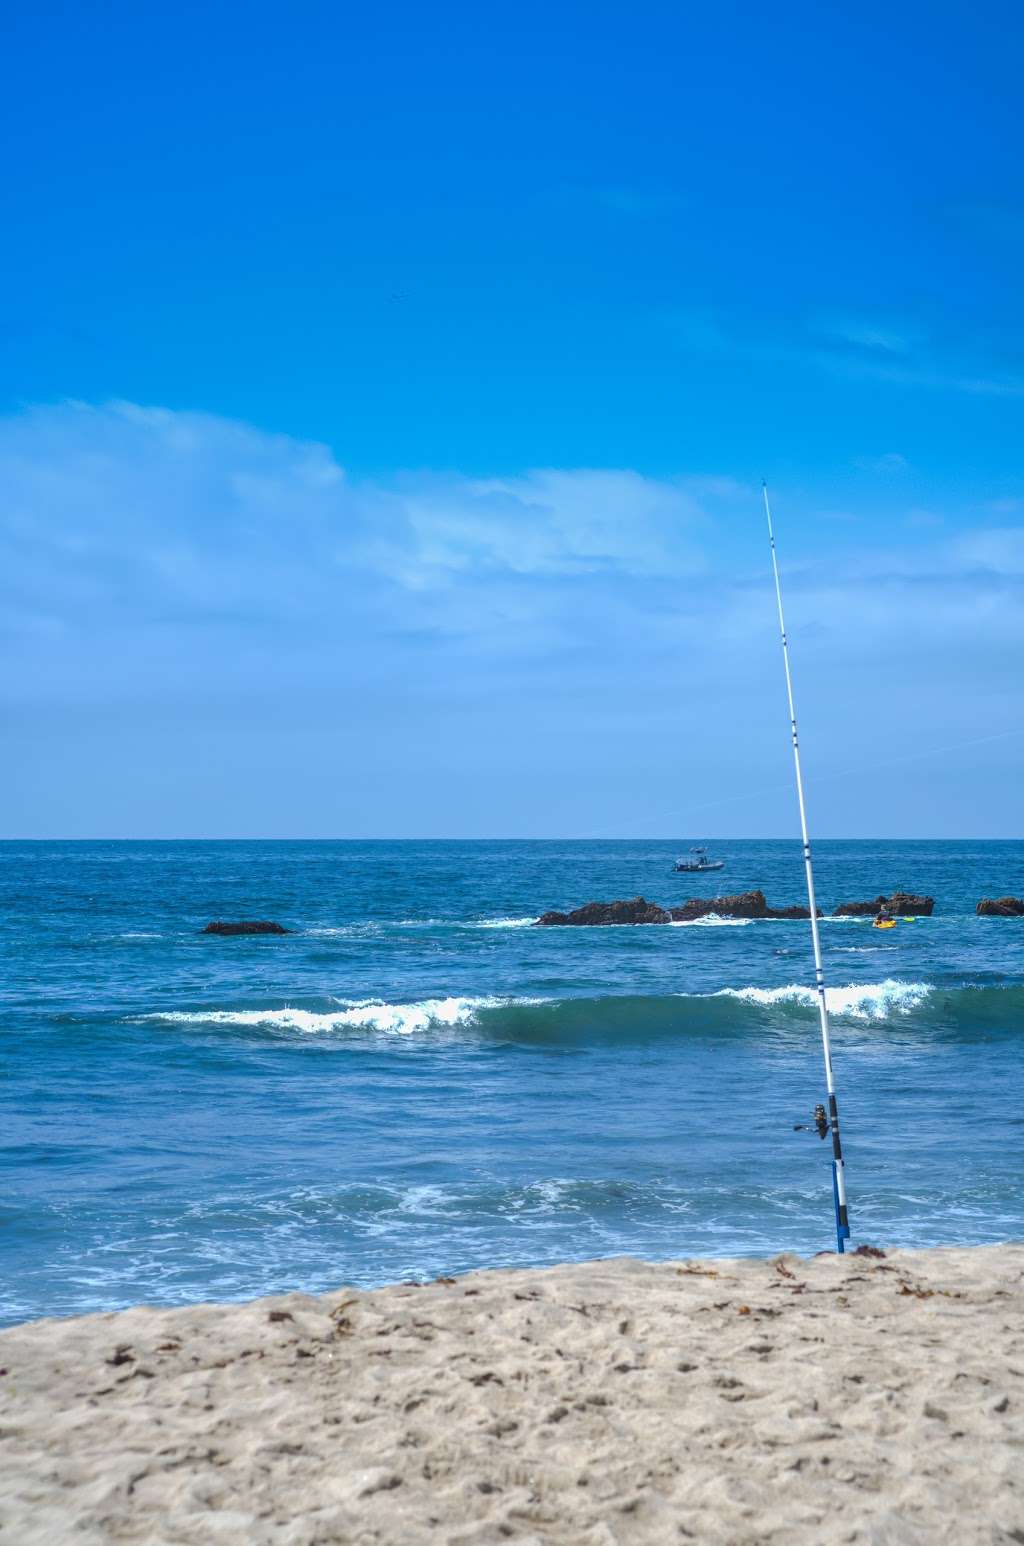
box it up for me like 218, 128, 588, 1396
1, 1245, 1022, 1544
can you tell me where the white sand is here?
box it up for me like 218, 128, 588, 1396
1, 1245, 1022, 1544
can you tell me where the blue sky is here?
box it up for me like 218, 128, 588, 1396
2, 0, 1022, 836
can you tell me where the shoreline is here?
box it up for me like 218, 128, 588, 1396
2, 1244, 1021, 1543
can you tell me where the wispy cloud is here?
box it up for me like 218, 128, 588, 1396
813, 315, 920, 358
941, 200, 1024, 242
978, 496, 1024, 517
952, 526, 1024, 574
666, 305, 1024, 397
552, 184, 683, 217
5, 402, 1021, 671
854, 452, 910, 475
0, 401, 719, 684
2, 400, 1021, 834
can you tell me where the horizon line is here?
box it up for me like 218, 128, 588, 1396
1, 835, 1020, 844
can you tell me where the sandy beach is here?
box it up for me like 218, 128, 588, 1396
1, 1245, 1021, 1544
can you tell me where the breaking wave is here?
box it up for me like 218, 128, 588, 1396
473, 916, 538, 929
669, 915, 753, 928
129, 980, 1024, 1044
142, 995, 539, 1036
716, 979, 932, 1020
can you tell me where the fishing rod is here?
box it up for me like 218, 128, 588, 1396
762, 482, 851, 1254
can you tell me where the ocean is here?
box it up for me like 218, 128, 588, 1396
3, 839, 1022, 1327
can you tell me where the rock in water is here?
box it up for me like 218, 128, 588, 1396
535, 896, 670, 926
889, 891, 934, 915
202, 920, 290, 936
976, 897, 1024, 916
669, 890, 815, 921
833, 893, 934, 917
535, 891, 814, 925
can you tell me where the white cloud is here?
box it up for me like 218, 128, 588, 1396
813, 315, 919, 356
1, 400, 1021, 835
854, 452, 909, 474
3, 399, 1022, 700
981, 497, 1024, 516
406, 468, 706, 578
1, 401, 707, 597
952, 526, 1024, 574
0, 401, 719, 693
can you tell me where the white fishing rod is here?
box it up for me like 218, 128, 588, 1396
763, 482, 851, 1253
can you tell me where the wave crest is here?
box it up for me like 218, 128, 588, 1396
669, 915, 753, 928
132, 979, 1024, 1044
474, 916, 538, 929
716, 979, 932, 1020
143, 995, 537, 1036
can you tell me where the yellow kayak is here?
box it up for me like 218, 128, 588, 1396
873, 918, 897, 930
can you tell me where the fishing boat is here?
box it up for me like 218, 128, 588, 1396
673, 846, 725, 873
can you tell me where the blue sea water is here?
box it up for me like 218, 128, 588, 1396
2, 839, 1023, 1328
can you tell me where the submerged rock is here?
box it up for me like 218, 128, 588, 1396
535, 890, 815, 925
833, 892, 934, 917
202, 920, 290, 936
976, 897, 1024, 916
536, 896, 669, 926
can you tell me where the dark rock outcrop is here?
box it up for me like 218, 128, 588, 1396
535, 890, 815, 925
976, 897, 1024, 917
202, 920, 290, 936
833, 892, 933, 917
536, 896, 669, 926
669, 890, 817, 921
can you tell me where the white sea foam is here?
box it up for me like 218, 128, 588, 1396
306, 917, 540, 935
669, 915, 753, 928
715, 979, 932, 1020
474, 916, 538, 929
307, 919, 453, 936
142, 995, 538, 1036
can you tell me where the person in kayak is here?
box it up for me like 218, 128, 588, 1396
877, 903, 893, 923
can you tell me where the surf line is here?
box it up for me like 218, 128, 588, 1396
763, 482, 851, 1254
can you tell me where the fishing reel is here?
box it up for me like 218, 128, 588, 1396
793, 1103, 829, 1140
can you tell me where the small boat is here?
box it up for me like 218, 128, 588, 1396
673, 846, 725, 873
872, 917, 897, 930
